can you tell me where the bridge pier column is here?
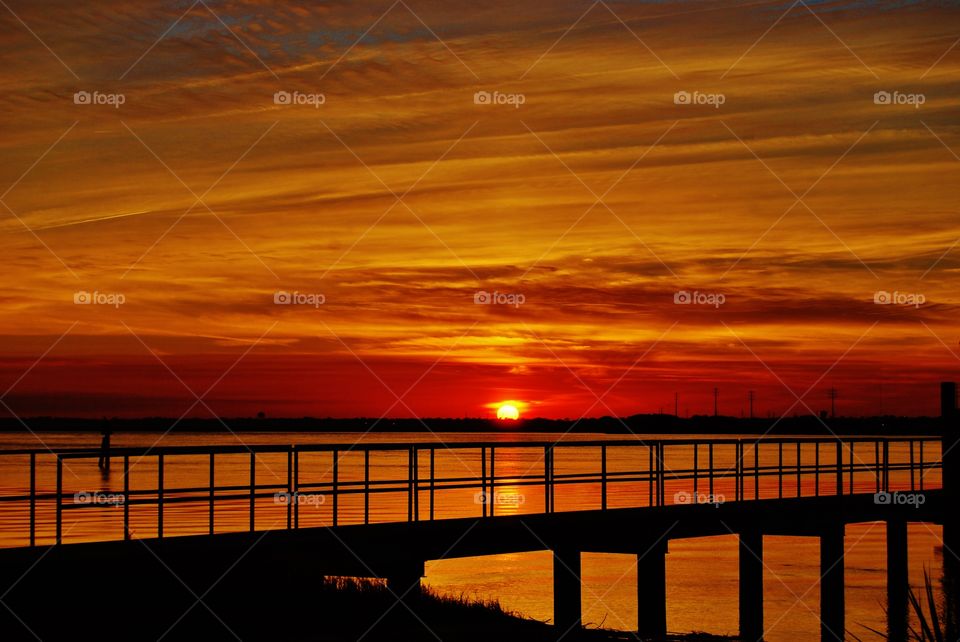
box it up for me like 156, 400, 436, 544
386, 560, 425, 608
637, 542, 667, 640
820, 525, 845, 642
553, 547, 582, 637
886, 520, 908, 641
941, 381, 959, 640
739, 531, 763, 642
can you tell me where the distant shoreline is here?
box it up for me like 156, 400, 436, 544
0, 414, 946, 436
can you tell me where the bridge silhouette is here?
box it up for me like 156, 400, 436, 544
0, 384, 957, 641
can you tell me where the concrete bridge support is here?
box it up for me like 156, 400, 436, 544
636, 542, 668, 639
942, 381, 959, 641
553, 547, 582, 637
386, 559, 425, 608
886, 520, 908, 641
739, 531, 764, 642
820, 525, 845, 642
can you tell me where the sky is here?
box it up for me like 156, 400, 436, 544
0, 0, 959, 419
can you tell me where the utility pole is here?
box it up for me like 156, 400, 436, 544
713, 387, 719, 417
828, 387, 838, 418
674, 392, 679, 417
748, 390, 755, 419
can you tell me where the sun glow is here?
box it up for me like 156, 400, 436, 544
496, 403, 520, 420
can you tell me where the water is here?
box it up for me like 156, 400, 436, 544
0, 431, 944, 640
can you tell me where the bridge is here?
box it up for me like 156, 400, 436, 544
0, 419, 953, 641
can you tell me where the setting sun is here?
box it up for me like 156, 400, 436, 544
496, 404, 520, 421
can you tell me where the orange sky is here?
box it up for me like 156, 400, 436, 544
1, 0, 959, 419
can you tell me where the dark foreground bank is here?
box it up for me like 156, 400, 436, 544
293, 577, 732, 642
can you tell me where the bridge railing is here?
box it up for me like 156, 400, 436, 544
0, 436, 941, 548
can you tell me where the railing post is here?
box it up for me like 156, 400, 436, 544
55, 455, 62, 545
919, 441, 924, 492
649, 446, 654, 506
709, 443, 714, 497
294, 448, 300, 529
883, 440, 890, 492
836, 441, 843, 496
333, 448, 339, 527
657, 443, 665, 506
429, 448, 435, 521
249, 451, 256, 532
735, 442, 742, 502
849, 442, 854, 494
875, 441, 881, 493
413, 447, 419, 521
601, 444, 607, 510
209, 452, 215, 535
157, 453, 164, 539
480, 447, 486, 517
29, 452, 35, 547
544, 446, 551, 514
489, 447, 495, 518
909, 441, 915, 490
815, 442, 820, 497
364, 449, 370, 525
123, 454, 130, 540
797, 442, 802, 498
693, 443, 699, 496
778, 442, 783, 499
286, 448, 292, 529
754, 441, 760, 500
549, 446, 556, 513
